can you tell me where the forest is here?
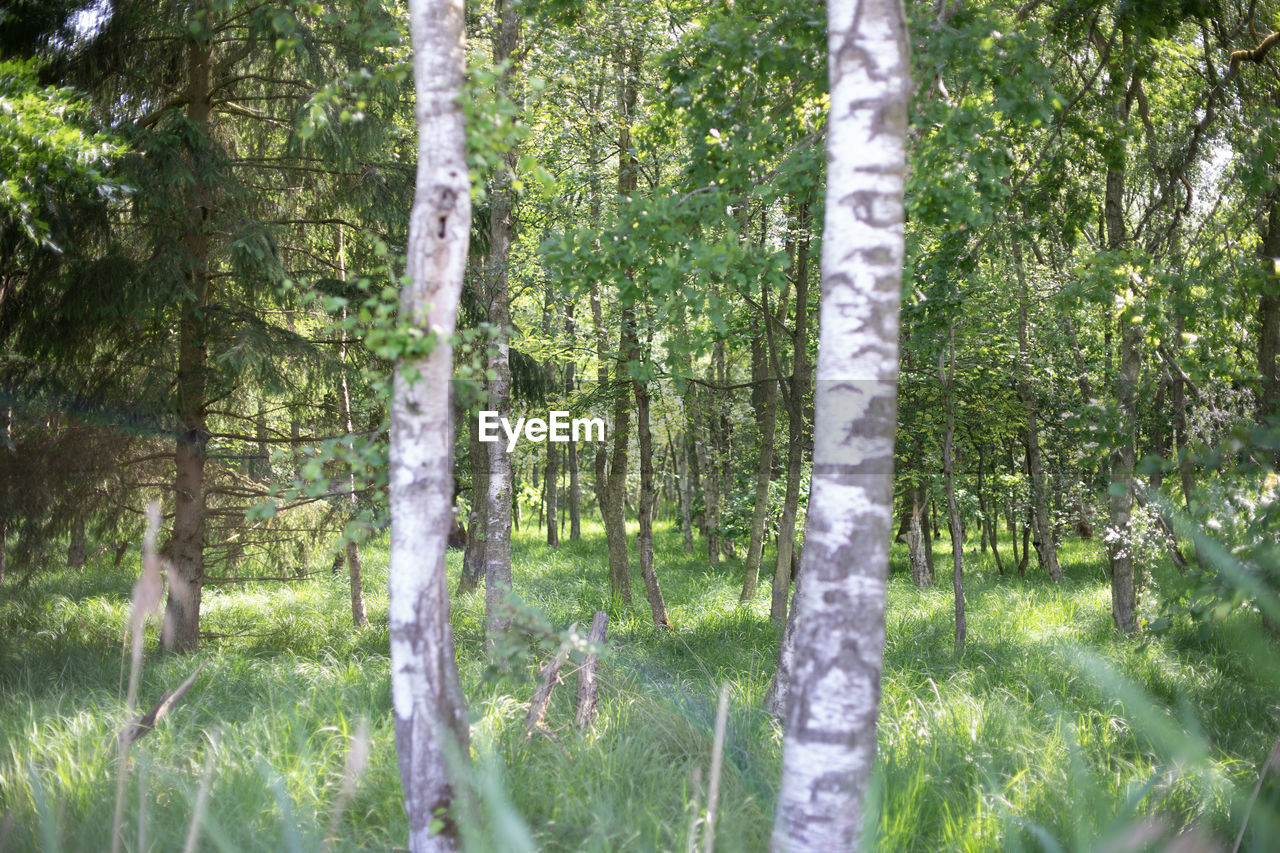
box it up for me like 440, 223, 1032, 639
3, 0, 1280, 849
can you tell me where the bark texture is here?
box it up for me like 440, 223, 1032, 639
390, 0, 472, 847
483, 0, 521, 639
771, 0, 909, 846
908, 481, 932, 586
162, 37, 213, 654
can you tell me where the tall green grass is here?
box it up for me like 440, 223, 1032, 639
0, 525, 1276, 850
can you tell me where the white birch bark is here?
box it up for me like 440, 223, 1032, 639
771, 0, 909, 847
389, 0, 471, 848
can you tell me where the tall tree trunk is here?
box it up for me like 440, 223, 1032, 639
941, 330, 965, 649
742, 316, 779, 603
161, 37, 212, 654
602, 40, 640, 607
704, 365, 723, 565
715, 341, 736, 559
390, 0, 472, 845
688, 381, 707, 540
1103, 57, 1140, 634
772, 0, 909, 845
1173, 313, 1194, 512
565, 308, 582, 541
590, 282, 610, 520
635, 373, 670, 627
605, 314, 635, 607
1258, 191, 1280, 422
337, 227, 368, 628
772, 202, 811, 626
483, 0, 521, 639
1012, 237, 1062, 581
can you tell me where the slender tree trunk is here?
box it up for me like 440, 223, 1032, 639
482, 0, 521, 639
1173, 314, 1194, 513
772, 0, 909, 844
605, 314, 635, 607
162, 37, 213, 654
565, 309, 582, 541
590, 282, 610, 520
1103, 58, 1140, 634
459, 414, 487, 594
337, 228, 368, 628
536, 462, 544, 529
1258, 191, 1280, 422
546, 445, 559, 547
715, 341, 736, 560
390, 0, 472, 845
941, 330, 965, 649
688, 382, 707, 540
677, 431, 694, 550
1012, 237, 1061, 581
972, 436, 1004, 573
1019, 509, 1031, 577
742, 319, 779, 603
704, 366, 722, 565
635, 373, 670, 627
773, 203, 812, 626
1007, 495, 1020, 569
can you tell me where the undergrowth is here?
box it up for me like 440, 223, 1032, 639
0, 522, 1277, 851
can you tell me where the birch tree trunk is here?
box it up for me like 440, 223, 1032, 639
483, 0, 521, 639
390, 0, 472, 846
772, 0, 909, 845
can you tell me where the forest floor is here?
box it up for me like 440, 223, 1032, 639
1, 521, 1278, 851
